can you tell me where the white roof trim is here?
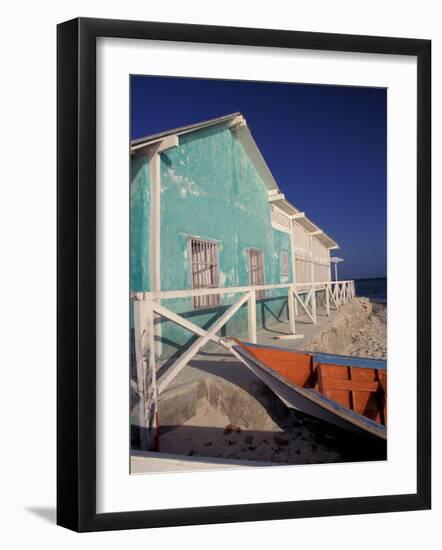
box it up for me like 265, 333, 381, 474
131, 113, 339, 250
268, 193, 285, 202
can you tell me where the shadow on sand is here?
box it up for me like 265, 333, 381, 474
133, 418, 386, 466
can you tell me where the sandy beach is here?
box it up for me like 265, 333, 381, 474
157, 298, 387, 466
347, 302, 387, 359
159, 397, 385, 466
160, 401, 346, 465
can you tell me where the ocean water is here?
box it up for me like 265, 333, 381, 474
354, 277, 387, 304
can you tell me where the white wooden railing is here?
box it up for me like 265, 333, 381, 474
132, 279, 355, 450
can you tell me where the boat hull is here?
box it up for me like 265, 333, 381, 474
231, 343, 387, 441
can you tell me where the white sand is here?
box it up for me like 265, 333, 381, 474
347, 303, 387, 359
160, 401, 342, 464
158, 299, 387, 465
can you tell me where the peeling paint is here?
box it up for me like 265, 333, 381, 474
234, 201, 247, 211
130, 124, 293, 359
165, 167, 202, 197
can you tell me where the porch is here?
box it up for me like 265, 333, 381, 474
132, 280, 355, 450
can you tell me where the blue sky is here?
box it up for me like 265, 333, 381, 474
131, 76, 386, 280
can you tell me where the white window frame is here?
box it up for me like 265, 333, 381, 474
248, 248, 266, 300
188, 238, 220, 310
280, 250, 289, 278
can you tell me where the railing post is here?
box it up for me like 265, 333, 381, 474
325, 283, 330, 316
133, 299, 147, 450
248, 289, 257, 343
133, 299, 158, 451
146, 300, 159, 451
288, 286, 296, 334
311, 284, 317, 323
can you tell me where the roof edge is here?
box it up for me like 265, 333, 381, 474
271, 196, 339, 249
132, 113, 339, 249
131, 112, 242, 151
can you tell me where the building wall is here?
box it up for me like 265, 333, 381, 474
293, 220, 312, 284
292, 221, 331, 284
312, 236, 331, 282
130, 123, 293, 360
130, 154, 150, 292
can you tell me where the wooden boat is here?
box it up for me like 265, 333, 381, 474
230, 340, 387, 440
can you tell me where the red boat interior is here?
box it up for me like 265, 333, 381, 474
238, 342, 387, 426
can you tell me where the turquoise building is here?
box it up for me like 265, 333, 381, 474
130, 113, 338, 362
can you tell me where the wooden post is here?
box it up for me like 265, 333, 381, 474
133, 300, 148, 450
287, 286, 296, 334
133, 299, 158, 451
325, 284, 330, 316
309, 233, 315, 285
311, 284, 317, 323
149, 152, 163, 358
289, 220, 299, 316
145, 300, 158, 451
308, 233, 317, 323
248, 289, 257, 343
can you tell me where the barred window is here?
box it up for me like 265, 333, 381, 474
280, 250, 289, 278
189, 238, 220, 310
248, 249, 266, 300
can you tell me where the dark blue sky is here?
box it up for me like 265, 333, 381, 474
131, 76, 386, 280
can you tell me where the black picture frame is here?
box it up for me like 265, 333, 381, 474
57, 17, 431, 532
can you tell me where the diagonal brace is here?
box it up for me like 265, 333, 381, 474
294, 288, 316, 324
151, 301, 226, 346
157, 292, 250, 394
